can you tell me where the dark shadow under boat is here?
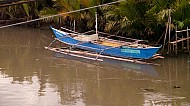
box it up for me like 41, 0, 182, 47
53, 51, 159, 77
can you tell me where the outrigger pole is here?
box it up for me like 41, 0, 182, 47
95, 12, 98, 34
46, 47, 161, 66
0, 0, 125, 29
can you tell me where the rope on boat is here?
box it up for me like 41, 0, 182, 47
47, 38, 57, 48
0, 0, 125, 29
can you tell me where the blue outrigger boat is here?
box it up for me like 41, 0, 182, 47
50, 26, 161, 59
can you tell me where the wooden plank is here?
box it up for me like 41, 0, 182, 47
175, 27, 178, 55
61, 27, 81, 35
170, 37, 190, 44
98, 31, 146, 42
45, 47, 103, 61
187, 27, 190, 54
176, 29, 190, 33
152, 54, 164, 59
81, 30, 95, 34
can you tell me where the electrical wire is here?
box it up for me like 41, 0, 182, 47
0, 0, 125, 29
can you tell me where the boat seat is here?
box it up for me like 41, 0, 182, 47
74, 34, 99, 42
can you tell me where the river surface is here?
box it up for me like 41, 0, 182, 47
0, 27, 189, 106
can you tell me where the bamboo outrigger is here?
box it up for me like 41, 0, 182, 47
45, 29, 163, 66
45, 46, 162, 66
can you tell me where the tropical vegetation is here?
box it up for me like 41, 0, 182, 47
1, 0, 190, 42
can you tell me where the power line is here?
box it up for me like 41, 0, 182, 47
0, 0, 37, 8
0, 0, 125, 29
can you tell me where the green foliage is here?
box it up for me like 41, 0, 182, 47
40, 0, 102, 30
0, 1, 43, 20
36, 0, 190, 40
103, 0, 155, 38
2, 0, 190, 41
172, 0, 190, 29
99, 0, 190, 40
22, 3, 30, 17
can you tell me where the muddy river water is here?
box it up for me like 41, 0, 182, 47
0, 27, 189, 106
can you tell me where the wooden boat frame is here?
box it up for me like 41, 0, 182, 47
45, 37, 164, 66
50, 26, 162, 59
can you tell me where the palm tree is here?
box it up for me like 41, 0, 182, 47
172, 0, 190, 29
0, 1, 42, 26
38, 0, 174, 39
103, 0, 154, 39
39, 0, 103, 31
102, 0, 190, 41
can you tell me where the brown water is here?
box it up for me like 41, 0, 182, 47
0, 27, 189, 106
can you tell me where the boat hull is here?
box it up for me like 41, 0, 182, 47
51, 27, 161, 59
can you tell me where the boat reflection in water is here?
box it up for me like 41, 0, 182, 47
54, 52, 159, 77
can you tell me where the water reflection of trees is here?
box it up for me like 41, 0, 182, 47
143, 55, 190, 105
0, 27, 52, 84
